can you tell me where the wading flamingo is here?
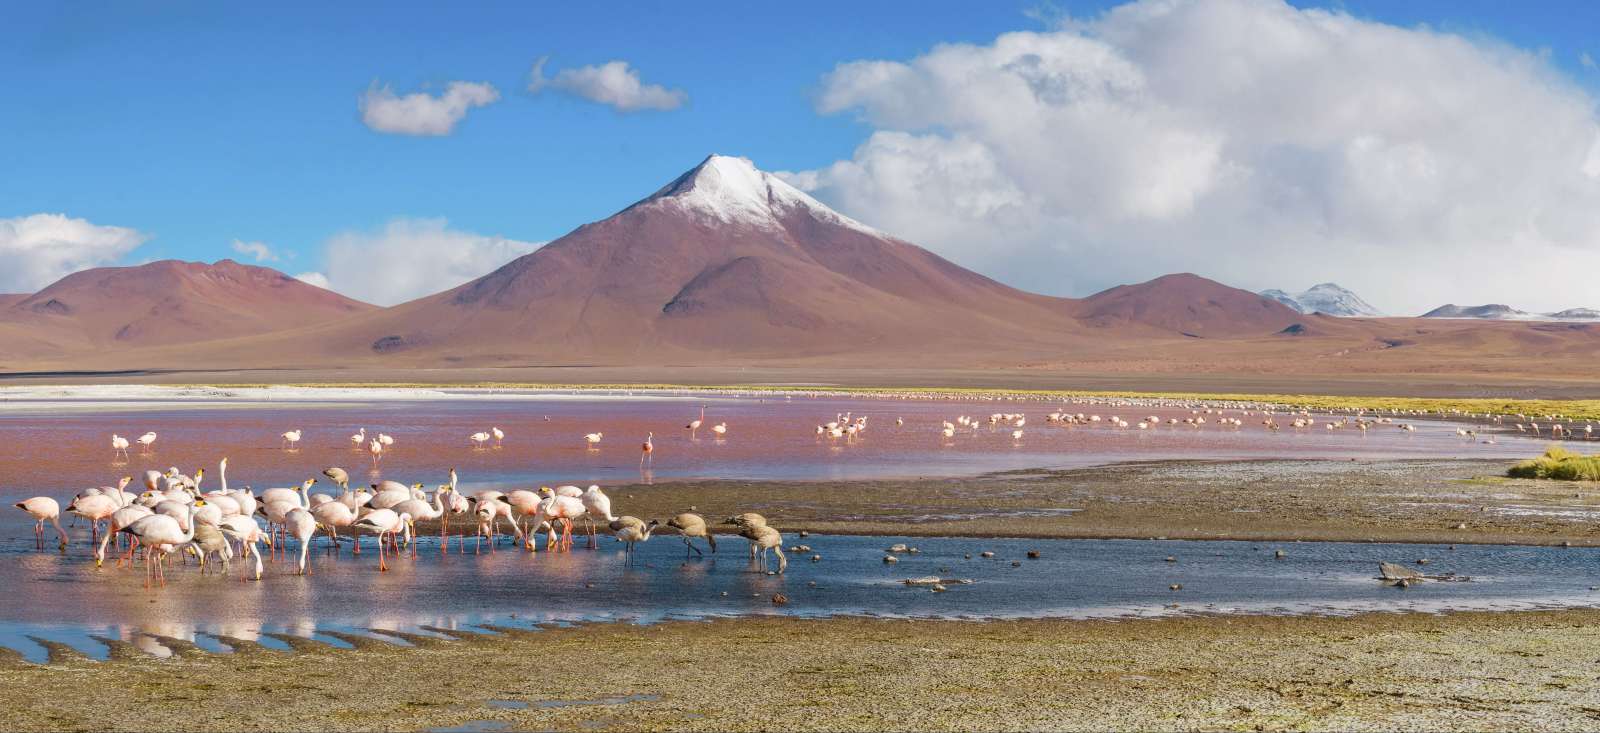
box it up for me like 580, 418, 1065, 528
284, 507, 317, 575
686, 406, 705, 436
14, 497, 67, 551
351, 509, 411, 571
110, 434, 130, 459
136, 432, 158, 452
614, 518, 659, 562
640, 432, 654, 468
585, 432, 603, 448
491, 427, 505, 446
281, 429, 303, 450
469, 431, 491, 448
119, 501, 204, 588
665, 512, 716, 558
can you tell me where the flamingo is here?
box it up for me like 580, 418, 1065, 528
665, 512, 717, 558
579, 485, 617, 548
613, 518, 659, 562
284, 507, 317, 575
392, 490, 445, 548
747, 525, 786, 573
218, 515, 270, 580
14, 497, 67, 551
110, 434, 130, 459
491, 427, 505, 446
118, 501, 203, 587
67, 489, 123, 546
640, 432, 654, 467
532, 491, 586, 552
281, 429, 303, 450
469, 431, 491, 448
350, 428, 366, 449
136, 432, 158, 452
351, 509, 411, 571
585, 432, 603, 447
710, 423, 727, 438
686, 406, 705, 436
369, 438, 384, 466
310, 500, 359, 553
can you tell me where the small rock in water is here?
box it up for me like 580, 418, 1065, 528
798, 530, 809, 538
1164, 556, 1177, 563
811, 555, 821, 563
771, 593, 789, 605
980, 551, 995, 558
1454, 522, 1468, 530
908, 547, 921, 554
888, 543, 910, 553
931, 584, 947, 592
964, 554, 972, 559
720, 591, 728, 596
1562, 541, 1573, 548
1448, 545, 1456, 551
1010, 561, 1021, 567
1274, 549, 1287, 559
807, 581, 816, 587
1395, 578, 1411, 589
1026, 550, 1041, 559
883, 555, 898, 564
1169, 584, 1182, 591
1415, 559, 1430, 565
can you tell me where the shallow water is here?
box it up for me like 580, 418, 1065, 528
0, 391, 1576, 664
0, 527, 1596, 664
0, 391, 1543, 496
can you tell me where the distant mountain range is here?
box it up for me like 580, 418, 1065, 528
0, 154, 1598, 381
1420, 304, 1600, 322
1259, 284, 1382, 317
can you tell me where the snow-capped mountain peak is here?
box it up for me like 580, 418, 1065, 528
631, 154, 882, 236
1257, 283, 1382, 317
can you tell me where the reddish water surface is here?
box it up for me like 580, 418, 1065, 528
0, 390, 1547, 498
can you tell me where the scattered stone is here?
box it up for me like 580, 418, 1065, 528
807, 581, 816, 587
888, 543, 910, 553
798, 530, 809, 538
771, 593, 788, 605
1395, 578, 1411, 589
1274, 549, 1287, 559
931, 584, 947, 592
1378, 562, 1424, 586
980, 551, 995, 558
964, 554, 972, 559
883, 555, 898, 564
720, 592, 728, 596
1562, 541, 1573, 548
1454, 522, 1468, 530
1011, 561, 1021, 567
904, 576, 942, 585
1026, 550, 1041, 559
1415, 559, 1430, 565
811, 555, 821, 563
1448, 545, 1456, 551
1164, 556, 1177, 563
1169, 584, 1182, 591
908, 547, 921, 554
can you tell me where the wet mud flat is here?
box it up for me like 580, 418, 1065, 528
608, 458, 1600, 546
3, 610, 1600, 732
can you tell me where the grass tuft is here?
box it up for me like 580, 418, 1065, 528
1508, 446, 1600, 481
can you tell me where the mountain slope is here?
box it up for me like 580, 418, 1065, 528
0, 259, 374, 357
263, 155, 1086, 365
1080, 273, 1301, 337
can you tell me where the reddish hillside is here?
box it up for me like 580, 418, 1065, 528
1077, 273, 1302, 337
271, 155, 1086, 364
0, 259, 374, 354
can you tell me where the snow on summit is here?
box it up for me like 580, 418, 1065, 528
631, 154, 884, 236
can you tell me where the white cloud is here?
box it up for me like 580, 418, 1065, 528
1583, 51, 1596, 70
294, 271, 331, 290
308, 218, 541, 306
230, 239, 278, 262
792, 0, 1600, 315
360, 81, 500, 136
0, 213, 148, 293
529, 57, 686, 111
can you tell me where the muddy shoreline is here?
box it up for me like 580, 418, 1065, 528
3, 610, 1599, 731
591, 458, 1600, 548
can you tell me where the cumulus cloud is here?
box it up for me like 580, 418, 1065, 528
294, 271, 331, 290
0, 213, 148, 293
790, 0, 1600, 314
529, 57, 686, 111
308, 218, 540, 306
360, 81, 500, 136
230, 239, 278, 262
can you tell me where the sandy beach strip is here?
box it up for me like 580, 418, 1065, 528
2, 609, 1598, 731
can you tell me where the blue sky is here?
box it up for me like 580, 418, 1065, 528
7, 0, 1600, 311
